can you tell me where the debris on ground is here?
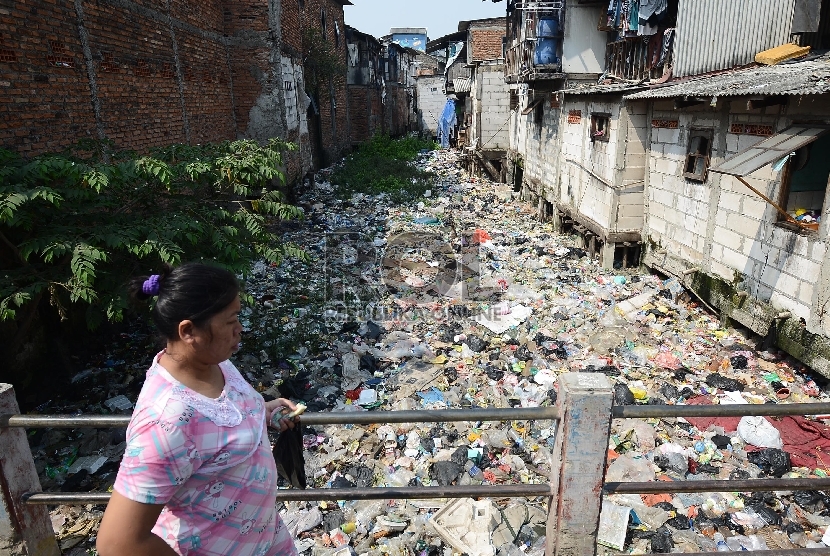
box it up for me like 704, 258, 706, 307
29, 145, 830, 553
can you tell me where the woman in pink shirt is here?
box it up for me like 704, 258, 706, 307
97, 263, 299, 556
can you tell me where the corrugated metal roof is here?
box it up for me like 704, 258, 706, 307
674, 0, 795, 78
562, 83, 648, 96
625, 55, 830, 99
710, 125, 830, 177
453, 77, 472, 93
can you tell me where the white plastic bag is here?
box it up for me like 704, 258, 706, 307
737, 416, 783, 449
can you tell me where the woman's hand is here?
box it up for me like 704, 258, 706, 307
265, 398, 299, 432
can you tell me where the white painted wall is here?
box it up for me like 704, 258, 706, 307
562, 4, 607, 74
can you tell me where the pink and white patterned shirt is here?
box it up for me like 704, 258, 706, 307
114, 353, 297, 556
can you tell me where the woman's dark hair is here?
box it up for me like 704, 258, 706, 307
128, 263, 240, 341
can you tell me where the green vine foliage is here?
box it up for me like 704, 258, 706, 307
302, 27, 346, 96
0, 138, 307, 329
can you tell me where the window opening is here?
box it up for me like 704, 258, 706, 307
0, 35, 17, 62
321, 10, 327, 38
160, 62, 175, 79
778, 132, 830, 230
48, 41, 75, 68
135, 59, 152, 77
534, 100, 544, 127
99, 52, 118, 72
591, 113, 610, 142
684, 128, 713, 182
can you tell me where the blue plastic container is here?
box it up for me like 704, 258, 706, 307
536, 18, 561, 37
533, 38, 560, 66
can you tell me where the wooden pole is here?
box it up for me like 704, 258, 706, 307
734, 175, 809, 229
0, 384, 60, 556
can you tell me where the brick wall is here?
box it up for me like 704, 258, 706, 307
0, 0, 238, 155
281, 0, 350, 167
0, 0, 350, 184
1, 1, 101, 154
470, 27, 505, 62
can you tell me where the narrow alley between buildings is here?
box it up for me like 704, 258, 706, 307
41, 148, 830, 554
7, 0, 830, 554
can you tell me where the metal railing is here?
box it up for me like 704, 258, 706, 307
15, 406, 560, 506
3, 378, 830, 555
505, 40, 563, 84
605, 37, 651, 82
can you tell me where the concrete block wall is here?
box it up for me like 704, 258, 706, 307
561, 97, 622, 230
512, 86, 561, 199
415, 76, 446, 134
474, 63, 510, 150
644, 103, 723, 264
644, 96, 830, 329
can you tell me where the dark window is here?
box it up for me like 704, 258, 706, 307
534, 100, 544, 126
298, 0, 304, 9
321, 10, 327, 38
510, 90, 519, 111
684, 128, 713, 182
591, 113, 610, 143
778, 132, 830, 230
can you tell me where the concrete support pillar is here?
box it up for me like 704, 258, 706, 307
546, 373, 613, 556
600, 241, 616, 270
0, 384, 60, 556
550, 209, 563, 232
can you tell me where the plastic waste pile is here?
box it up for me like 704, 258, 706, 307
26, 146, 830, 554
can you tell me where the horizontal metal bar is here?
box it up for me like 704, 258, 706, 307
0, 407, 559, 429
604, 478, 830, 494
612, 402, 830, 419
23, 484, 553, 505
0, 415, 130, 428
301, 407, 559, 425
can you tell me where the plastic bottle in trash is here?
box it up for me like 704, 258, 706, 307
714, 532, 730, 551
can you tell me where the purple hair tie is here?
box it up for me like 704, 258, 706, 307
142, 274, 161, 296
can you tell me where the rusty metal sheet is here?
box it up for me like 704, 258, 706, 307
710, 125, 830, 176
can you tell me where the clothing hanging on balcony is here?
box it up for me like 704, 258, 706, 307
607, 1, 656, 38
657, 28, 675, 67
638, 0, 667, 35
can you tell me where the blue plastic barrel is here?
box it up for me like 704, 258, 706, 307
534, 38, 560, 66
537, 18, 560, 37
